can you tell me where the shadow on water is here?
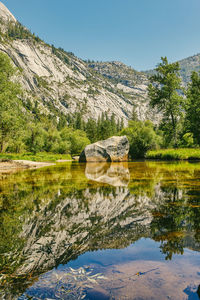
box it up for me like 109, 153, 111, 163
0, 161, 200, 299
183, 285, 200, 300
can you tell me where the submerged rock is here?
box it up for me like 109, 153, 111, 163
79, 136, 129, 162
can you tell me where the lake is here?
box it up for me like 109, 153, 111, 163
0, 161, 200, 300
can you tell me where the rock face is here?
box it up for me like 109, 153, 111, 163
0, 2, 155, 124
0, 2, 16, 23
79, 136, 129, 162
0, 2, 199, 125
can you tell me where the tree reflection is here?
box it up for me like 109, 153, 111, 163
0, 161, 200, 297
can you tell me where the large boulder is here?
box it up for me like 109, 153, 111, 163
79, 136, 129, 162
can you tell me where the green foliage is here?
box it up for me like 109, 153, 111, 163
67, 112, 122, 143
185, 71, 200, 145
85, 118, 98, 143
0, 51, 88, 156
60, 128, 90, 155
6, 21, 41, 42
25, 123, 46, 154
147, 148, 200, 160
148, 57, 184, 147
121, 120, 161, 159
1, 160, 199, 295
0, 52, 24, 152
131, 105, 139, 121
181, 133, 194, 148
35, 75, 51, 90
95, 113, 121, 141
51, 45, 70, 65
57, 114, 67, 131
0, 152, 71, 162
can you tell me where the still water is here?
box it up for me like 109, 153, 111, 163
0, 161, 200, 299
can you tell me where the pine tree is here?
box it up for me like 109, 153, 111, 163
131, 105, 138, 121
85, 118, 97, 142
0, 52, 23, 152
148, 57, 184, 147
185, 71, 200, 144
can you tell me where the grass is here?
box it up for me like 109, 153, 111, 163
0, 152, 72, 162
146, 148, 200, 160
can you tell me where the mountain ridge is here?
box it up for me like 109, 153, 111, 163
144, 53, 200, 85
0, 2, 152, 124
0, 1, 16, 23
0, 2, 200, 124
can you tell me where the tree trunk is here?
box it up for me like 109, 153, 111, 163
170, 112, 177, 148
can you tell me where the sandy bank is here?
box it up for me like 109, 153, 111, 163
0, 160, 55, 174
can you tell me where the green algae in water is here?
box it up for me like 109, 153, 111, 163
0, 161, 200, 299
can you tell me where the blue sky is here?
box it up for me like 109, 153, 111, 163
2, 0, 200, 70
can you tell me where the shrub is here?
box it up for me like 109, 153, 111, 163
61, 128, 90, 155
121, 120, 162, 159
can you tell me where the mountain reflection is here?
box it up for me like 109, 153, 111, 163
0, 161, 200, 298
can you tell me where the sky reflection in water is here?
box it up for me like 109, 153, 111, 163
0, 161, 200, 299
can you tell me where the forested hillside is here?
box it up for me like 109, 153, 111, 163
1, 2, 200, 157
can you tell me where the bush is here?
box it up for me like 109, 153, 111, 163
51, 141, 71, 154
61, 128, 90, 155
181, 133, 194, 148
121, 120, 162, 159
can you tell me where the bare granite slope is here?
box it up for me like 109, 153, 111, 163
2, 2, 198, 123
0, 1, 16, 22
0, 2, 154, 123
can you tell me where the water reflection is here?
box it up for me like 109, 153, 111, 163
0, 161, 200, 299
85, 162, 130, 186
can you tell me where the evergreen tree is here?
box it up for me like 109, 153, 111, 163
25, 122, 46, 154
85, 118, 97, 142
110, 113, 117, 135
131, 105, 138, 121
120, 118, 124, 131
74, 112, 83, 130
57, 114, 67, 131
0, 52, 23, 152
148, 57, 184, 147
185, 71, 200, 144
116, 118, 121, 132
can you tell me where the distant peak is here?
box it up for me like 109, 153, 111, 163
0, 1, 16, 22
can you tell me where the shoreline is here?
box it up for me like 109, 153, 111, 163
1, 157, 200, 175
0, 160, 55, 174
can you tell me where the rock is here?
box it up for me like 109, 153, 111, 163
79, 136, 129, 162
0, 2, 16, 23
0, 3, 154, 125
72, 156, 80, 161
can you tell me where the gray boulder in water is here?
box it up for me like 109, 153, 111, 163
79, 136, 129, 162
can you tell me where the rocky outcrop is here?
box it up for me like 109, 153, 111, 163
1, 2, 198, 127
0, 2, 16, 23
0, 2, 157, 124
79, 136, 129, 162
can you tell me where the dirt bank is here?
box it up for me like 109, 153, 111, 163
0, 159, 55, 174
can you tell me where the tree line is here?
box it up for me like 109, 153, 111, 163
148, 56, 200, 149
1, 51, 200, 158
122, 57, 200, 158
0, 52, 125, 155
